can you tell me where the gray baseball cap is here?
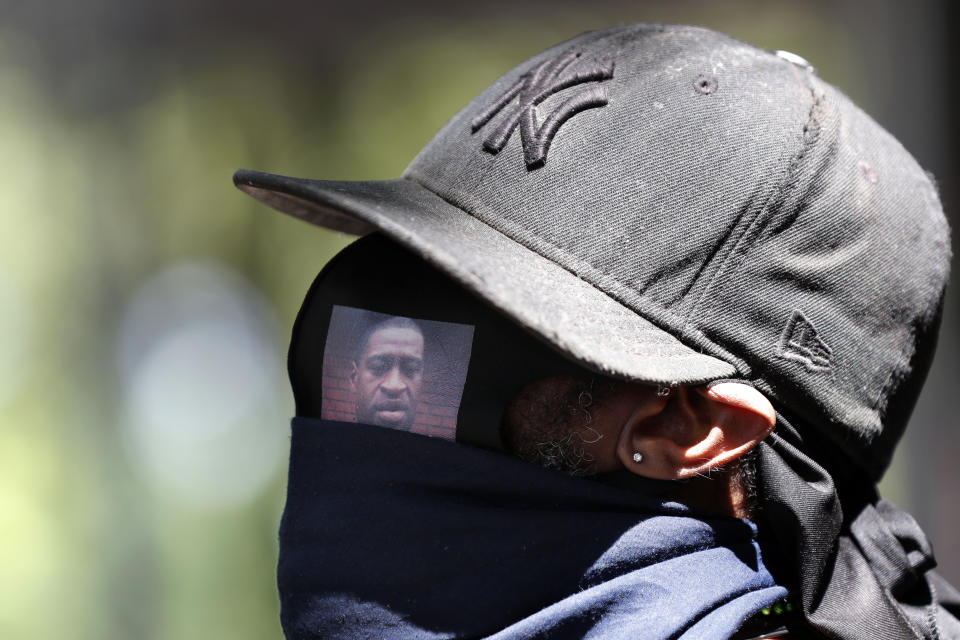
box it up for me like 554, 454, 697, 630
234, 23, 949, 481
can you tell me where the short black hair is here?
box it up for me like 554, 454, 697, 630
353, 316, 425, 363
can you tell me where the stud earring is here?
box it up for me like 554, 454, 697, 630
632, 452, 644, 464
656, 385, 671, 397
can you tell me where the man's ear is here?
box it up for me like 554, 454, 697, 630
349, 361, 358, 392
614, 382, 776, 480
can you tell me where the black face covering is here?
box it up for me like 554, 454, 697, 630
278, 418, 787, 640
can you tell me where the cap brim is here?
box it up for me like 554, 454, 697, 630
234, 169, 736, 385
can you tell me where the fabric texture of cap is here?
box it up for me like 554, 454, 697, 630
234, 23, 949, 482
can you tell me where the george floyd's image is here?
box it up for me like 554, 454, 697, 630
349, 317, 425, 429
321, 305, 474, 439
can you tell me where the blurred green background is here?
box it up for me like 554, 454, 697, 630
1, 1, 956, 638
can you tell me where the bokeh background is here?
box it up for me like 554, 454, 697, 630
1, 1, 956, 638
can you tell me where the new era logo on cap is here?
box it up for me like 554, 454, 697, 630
777, 310, 833, 372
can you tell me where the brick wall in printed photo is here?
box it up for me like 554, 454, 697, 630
319, 307, 474, 441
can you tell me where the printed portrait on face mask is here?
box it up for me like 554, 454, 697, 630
321, 305, 474, 440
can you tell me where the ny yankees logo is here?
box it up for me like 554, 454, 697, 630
470, 49, 615, 169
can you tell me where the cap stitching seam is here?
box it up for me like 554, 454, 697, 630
685, 66, 822, 326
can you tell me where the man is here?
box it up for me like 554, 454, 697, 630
235, 23, 960, 640
350, 316, 425, 429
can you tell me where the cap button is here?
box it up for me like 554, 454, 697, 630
775, 49, 817, 74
